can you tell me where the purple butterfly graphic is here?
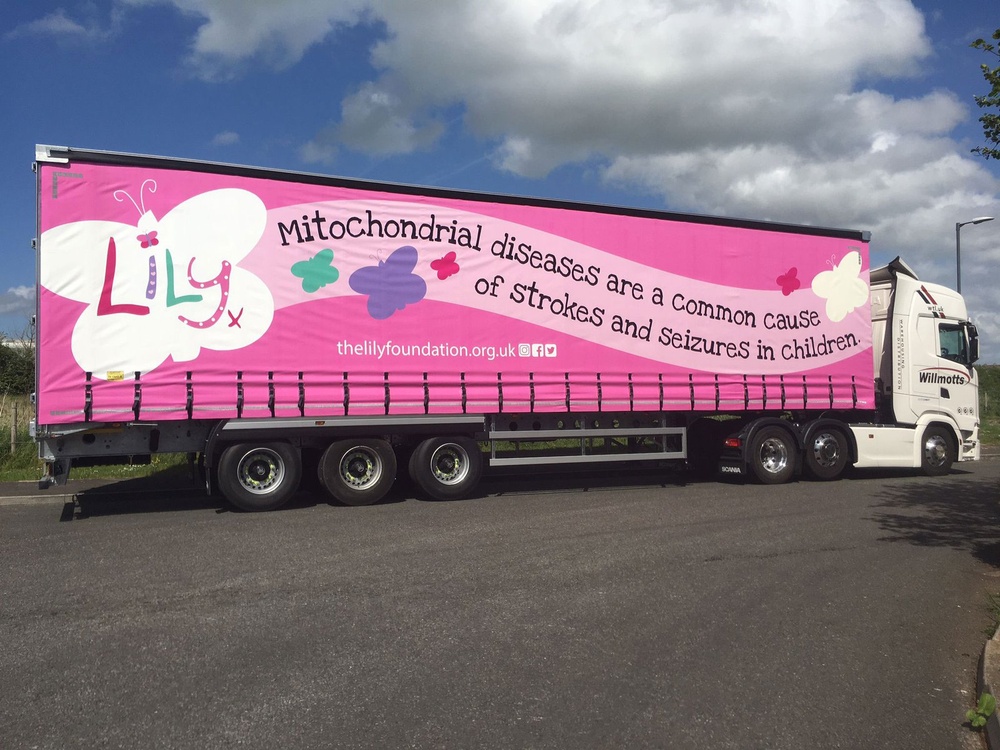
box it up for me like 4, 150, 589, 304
776, 267, 800, 296
430, 251, 460, 280
349, 245, 427, 319
137, 231, 159, 249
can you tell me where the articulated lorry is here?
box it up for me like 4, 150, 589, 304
31, 146, 981, 510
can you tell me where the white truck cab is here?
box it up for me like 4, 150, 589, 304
861, 258, 980, 470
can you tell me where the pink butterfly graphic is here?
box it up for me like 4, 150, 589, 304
137, 231, 159, 249
776, 267, 800, 296
430, 251, 460, 280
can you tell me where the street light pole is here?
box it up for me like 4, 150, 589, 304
955, 216, 995, 294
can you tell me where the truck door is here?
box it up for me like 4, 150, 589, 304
934, 321, 978, 421
912, 317, 976, 420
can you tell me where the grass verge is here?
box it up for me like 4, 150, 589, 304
981, 416, 1000, 449
0, 394, 189, 482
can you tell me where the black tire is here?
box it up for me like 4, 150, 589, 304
408, 437, 484, 500
319, 439, 396, 506
749, 426, 796, 485
920, 425, 955, 476
803, 427, 849, 481
217, 442, 301, 512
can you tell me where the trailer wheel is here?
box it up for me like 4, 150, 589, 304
319, 439, 396, 506
218, 442, 301, 512
749, 426, 796, 485
803, 427, 848, 481
920, 425, 955, 476
408, 437, 483, 500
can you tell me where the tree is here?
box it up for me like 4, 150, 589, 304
972, 28, 1000, 161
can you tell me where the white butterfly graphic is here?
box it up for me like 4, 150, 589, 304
40, 183, 273, 377
811, 251, 868, 323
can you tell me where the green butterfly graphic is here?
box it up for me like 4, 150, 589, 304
292, 248, 340, 293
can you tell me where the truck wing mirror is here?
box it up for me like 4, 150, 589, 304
967, 323, 980, 365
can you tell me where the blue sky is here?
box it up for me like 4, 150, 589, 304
2, 1, 999, 358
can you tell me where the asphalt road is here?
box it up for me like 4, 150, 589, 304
2, 461, 999, 749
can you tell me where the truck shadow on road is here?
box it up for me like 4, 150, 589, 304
479, 463, 692, 497
867, 469, 1000, 568
60, 463, 695, 519
63, 478, 221, 520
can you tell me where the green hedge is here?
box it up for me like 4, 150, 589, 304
980, 365, 1000, 418
0, 344, 33, 396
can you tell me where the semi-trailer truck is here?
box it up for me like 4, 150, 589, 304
31, 145, 981, 510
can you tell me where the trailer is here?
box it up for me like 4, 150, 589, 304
31, 146, 981, 510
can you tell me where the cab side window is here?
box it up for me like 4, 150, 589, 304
939, 323, 968, 364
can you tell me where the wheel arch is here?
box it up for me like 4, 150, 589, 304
912, 414, 962, 468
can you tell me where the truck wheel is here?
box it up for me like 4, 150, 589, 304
749, 426, 796, 485
319, 439, 396, 506
804, 427, 848, 481
218, 442, 301, 512
408, 437, 484, 500
920, 426, 955, 476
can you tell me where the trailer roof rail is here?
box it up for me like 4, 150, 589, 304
35, 145, 70, 163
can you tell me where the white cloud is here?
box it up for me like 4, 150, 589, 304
0, 286, 35, 316
338, 83, 444, 155
300, 82, 445, 161
136, 0, 960, 180
120, 0, 369, 81
5, 7, 122, 42
211, 131, 240, 146
299, 137, 338, 166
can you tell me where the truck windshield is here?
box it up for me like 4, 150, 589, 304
939, 323, 970, 365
